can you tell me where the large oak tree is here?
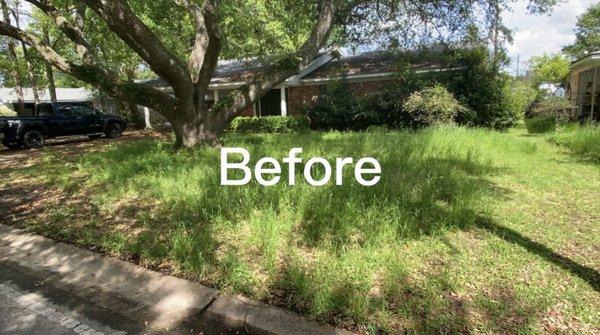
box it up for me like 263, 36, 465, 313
0, 0, 556, 147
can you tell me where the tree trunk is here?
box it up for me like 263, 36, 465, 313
1, 0, 25, 115
43, 28, 57, 102
45, 62, 57, 102
20, 43, 40, 105
170, 106, 224, 148
144, 107, 153, 130
14, 3, 39, 108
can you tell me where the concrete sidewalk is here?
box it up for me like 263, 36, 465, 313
0, 224, 355, 335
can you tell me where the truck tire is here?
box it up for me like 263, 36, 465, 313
23, 130, 46, 148
105, 123, 123, 139
2, 138, 22, 150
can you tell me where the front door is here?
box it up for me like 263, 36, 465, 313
259, 90, 281, 117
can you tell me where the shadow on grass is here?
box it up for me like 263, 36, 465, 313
475, 216, 600, 292
2, 129, 598, 332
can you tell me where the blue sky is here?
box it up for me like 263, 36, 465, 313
502, 0, 596, 74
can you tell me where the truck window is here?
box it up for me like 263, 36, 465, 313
37, 104, 54, 116
58, 105, 75, 116
71, 105, 96, 116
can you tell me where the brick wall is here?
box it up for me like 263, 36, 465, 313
288, 79, 396, 115
288, 85, 321, 115
240, 104, 254, 117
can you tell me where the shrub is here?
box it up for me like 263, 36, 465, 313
523, 97, 571, 134
437, 48, 519, 130
524, 116, 557, 133
0, 105, 16, 116
402, 85, 468, 127
229, 115, 310, 133
529, 97, 571, 122
549, 124, 600, 162
304, 81, 381, 131
306, 48, 526, 131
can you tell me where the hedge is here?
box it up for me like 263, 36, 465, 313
229, 116, 310, 133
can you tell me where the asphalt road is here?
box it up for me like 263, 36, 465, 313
0, 262, 146, 335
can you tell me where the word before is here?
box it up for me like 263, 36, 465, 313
221, 148, 382, 187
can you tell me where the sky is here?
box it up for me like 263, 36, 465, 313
501, 0, 596, 75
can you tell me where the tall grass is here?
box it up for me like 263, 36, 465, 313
550, 124, 600, 163
13, 126, 600, 333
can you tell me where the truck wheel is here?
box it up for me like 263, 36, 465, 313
105, 123, 123, 139
23, 130, 45, 148
2, 138, 22, 150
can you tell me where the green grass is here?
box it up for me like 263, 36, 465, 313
2, 126, 599, 334
550, 124, 600, 163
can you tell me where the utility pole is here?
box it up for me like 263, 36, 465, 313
516, 54, 520, 77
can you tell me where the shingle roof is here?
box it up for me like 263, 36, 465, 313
301, 51, 445, 79
143, 50, 449, 88
0, 88, 92, 103
143, 58, 277, 88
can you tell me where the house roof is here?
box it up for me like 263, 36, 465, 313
0, 88, 92, 103
144, 58, 274, 88
569, 51, 600, 70
301, 51, 446, 80
143, 50, 451, 89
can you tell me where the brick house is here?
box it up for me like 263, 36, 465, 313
144, 49, 448, 118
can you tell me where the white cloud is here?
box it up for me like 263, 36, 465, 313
501, 0, 595, 74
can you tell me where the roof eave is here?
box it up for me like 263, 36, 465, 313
569, 51, 600, 70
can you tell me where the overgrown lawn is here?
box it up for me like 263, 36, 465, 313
1, 126, 598, 334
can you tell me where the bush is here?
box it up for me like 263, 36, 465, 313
229, 115, 310, 133
403, 85, 468, 127
0, 105, 16, 116
437, 48, 519, 130
306, 48, 526, 131
524, 116, 557, 133
529, 97, 571, 122
550, 124, 600, 162
304, 81, 381, 131
523, 97, 571, 134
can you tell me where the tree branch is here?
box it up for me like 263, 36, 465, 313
25, 0, 97, 65
81, 0, 193, 94
0, 20, 177, 115
214, 0, 338, 122
174, 0, 222, 97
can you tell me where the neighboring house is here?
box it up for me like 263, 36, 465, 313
144, 49, 451, 118
0, 88, 93, 115
567, 51, 600, 121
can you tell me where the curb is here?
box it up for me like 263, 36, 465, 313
0, 224, 356, 335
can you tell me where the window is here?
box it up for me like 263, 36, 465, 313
58, 104, 95, 116
37, 104, 54, 116
58, 105, 75, 116
71, 105, 96, 116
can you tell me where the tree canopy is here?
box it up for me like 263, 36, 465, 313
0, 0, 557, 147
527, 53, 570, 87
563, 2, 600, 59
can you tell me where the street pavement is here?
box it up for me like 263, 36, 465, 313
0, 262, 145, 335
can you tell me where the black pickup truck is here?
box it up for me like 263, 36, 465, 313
0, 102, 127, 149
